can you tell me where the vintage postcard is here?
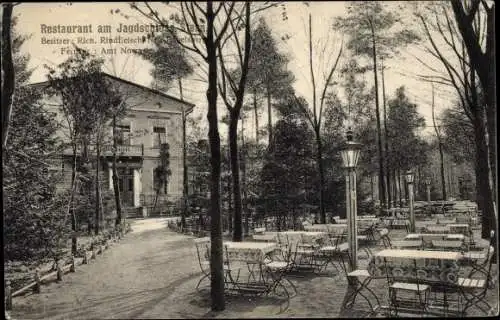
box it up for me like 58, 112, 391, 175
3, 1, 498, 319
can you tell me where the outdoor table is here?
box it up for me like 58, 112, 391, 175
252, 234, 277, 242
437, 219, 457, 225
304, 224, 346, 235
405, 233, 465, 243
336, 219, 348, 224
368, 249, 464, 283
222, 241, 290, 298
425, 225, 451, 234
224, 241, 277, 262
279, 231, 327, 246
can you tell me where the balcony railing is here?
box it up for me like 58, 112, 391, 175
102, 144, 144, 157
62, 144, 144, 157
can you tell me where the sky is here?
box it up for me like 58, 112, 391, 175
13, 1, 460, 140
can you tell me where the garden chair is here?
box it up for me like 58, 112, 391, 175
223, 245, 247, 292
378, 228, 393, 249
465, 230, 495, 281
457, 244, 496, 316
290, 237, 317, 272
263, 242, 298, 297
340, 251, 381, 314
383, 258, 431, 317
194, 239, 211, 291
314, 230, 348, 274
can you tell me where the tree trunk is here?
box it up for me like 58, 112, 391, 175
370, 175, 374, 202
241, 117, 249, 236
227, 167, 232, 233
229, 113, 243, 241
399, 170, 404, 206
206, 2, 225, 310
315, 131, 326, 224
253, 88, 259, 142
95, 142, 101, 235
431, 84, 447, 200
180, 78, 188, 230
83, 141, 92, 235
70, 144, 78, 255
266, 85, 273, 146
472, 110, 497, 240
112, 116, 122, 227
369, 20, 386, 209
1, 4, 15, 149
381, 60, 391, 208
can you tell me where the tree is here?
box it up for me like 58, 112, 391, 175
259, 115, 315, 230
386, 86, 428, 179
334, 1, 420, 210
414, 1, 496, 240
3, 17, 68, 261
441, 105, 475, 165
288, 14, 343, 224
451, 0, 496, 192
431, 84, 447, 200
46, 46, 123, 236
216, 2, 253, 242
246, 17, 295, 145
2, 3, 15, 149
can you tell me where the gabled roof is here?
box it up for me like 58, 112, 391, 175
28, 72, 196, 112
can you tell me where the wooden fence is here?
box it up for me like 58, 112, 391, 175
4, 228, 130, 311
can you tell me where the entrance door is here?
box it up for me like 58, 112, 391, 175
118, 168, 134, 207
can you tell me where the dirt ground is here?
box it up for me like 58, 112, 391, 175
8, 220, 499, 319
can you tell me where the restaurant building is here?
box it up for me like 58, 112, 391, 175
32, 73, 195, 217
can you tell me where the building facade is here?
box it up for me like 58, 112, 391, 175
33, 73, 195, 217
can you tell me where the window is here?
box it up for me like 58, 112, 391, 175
116, 125, 131, 145
153, 126, 166, 148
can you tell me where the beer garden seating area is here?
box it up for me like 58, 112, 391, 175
186, 200, 498, 317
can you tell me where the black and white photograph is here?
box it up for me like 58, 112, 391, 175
2, 1, 498, 318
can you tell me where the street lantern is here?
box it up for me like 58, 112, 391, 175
424, 177, 432, 203
406, 170, 416, 232
341, 130, 362, 168
406, 170, 415, 184
340, 129, 362, 271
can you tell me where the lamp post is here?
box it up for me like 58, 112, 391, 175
425, 177, 432, 203
341, 129, 362, 271
406, 170, 415, 233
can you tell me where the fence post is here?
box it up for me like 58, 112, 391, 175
70, 255, 76, 272
83, 251, 88, 264
5, 280, 12, 310
56, 260, 63, 281
34, 268, 41, 293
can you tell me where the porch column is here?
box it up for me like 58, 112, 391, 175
133, 168, 141, 207
108, 163, 113, 190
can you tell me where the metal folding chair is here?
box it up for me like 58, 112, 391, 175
194, 240, 211, 291
340, 251, 381, 314
458, 244, 496, 316
384, 258, 431, 317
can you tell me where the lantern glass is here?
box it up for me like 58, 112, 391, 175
406, 170, 414, 184
341, 142, 362, 168
425, 178, 431, 185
